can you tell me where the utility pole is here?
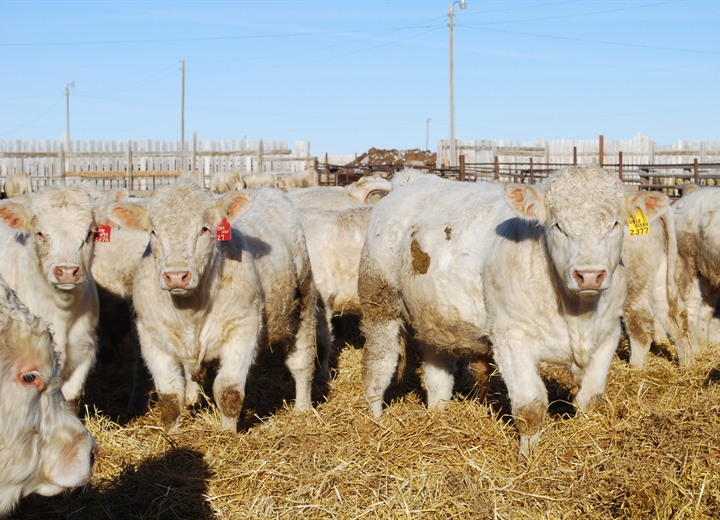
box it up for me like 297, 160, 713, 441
426, 118, 432, 151
448, 0, 466, 167
65, 81, 75, 143
180, 59, 185, 152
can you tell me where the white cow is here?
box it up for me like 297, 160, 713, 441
673, 187, 720, 357
0, 276, 96, 516
296, 205, 372, 350
3, 171, 33, 198
621, 195, 692, 368
106, 182, 320, 432
287, 176, 391, 210
243, 171, 278, 189
0, 186, 101, 405
359, 166, 669, 460
210, 170, 245, 194
279, 169, 320, 189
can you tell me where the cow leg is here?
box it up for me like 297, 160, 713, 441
573, 329, 620, 415
493, 335, 548, 461
141, 344, 185, 432
285, 329, 317, 413
60, 340, 97, 404
419, 342, 456, 411
697, 279, 720, 348
683, 279, 705, 359
213, 332, 259, 433
285, 276, 320, 412
362, 319, 405, 418
623, 297, 654, 370
182, 362, 202, 406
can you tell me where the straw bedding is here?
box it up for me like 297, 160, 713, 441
9, 332, 720, 519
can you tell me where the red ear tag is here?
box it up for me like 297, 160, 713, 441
95, 224, 111, 243
216, 218, 232, 241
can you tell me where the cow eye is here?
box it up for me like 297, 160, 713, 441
86, 229, 96, 243
200, 226, 211, 235
36, 231, 48, 242
553, 222, 568, 237
20, 371, 40, 384
610, 221, 621, 233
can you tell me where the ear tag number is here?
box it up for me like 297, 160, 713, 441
216, 218, 232, 241
95, 224, 111, 243
628, 208, 650, 236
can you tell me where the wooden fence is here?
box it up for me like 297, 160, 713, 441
0, 135, 315, 194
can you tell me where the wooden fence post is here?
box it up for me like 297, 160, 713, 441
459, 154, 465, 181
59, 146, 66, 186
494, 156, 499, 180
126, 141, 133, 190
529, 157, 534, 184
599, 134, 604, 167
618, 151, 623, 181
694, 158, 699, 185
573, 146, 577, 165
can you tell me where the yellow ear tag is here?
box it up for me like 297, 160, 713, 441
628, 208, 650, 236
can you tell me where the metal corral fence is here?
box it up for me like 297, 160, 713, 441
324, 135, 720, 198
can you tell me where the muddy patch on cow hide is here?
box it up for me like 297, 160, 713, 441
410, 238, 430, 275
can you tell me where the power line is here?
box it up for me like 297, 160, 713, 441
1, 95, 64, 136
0, 23, 444, 48
463, 25, 720, 56
194, 27, 444, 72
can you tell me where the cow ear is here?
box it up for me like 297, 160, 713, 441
92, 190, 131, 227
216, 191, 252, 222
105, 203, 150, 231
504, 184, 547, 223
624, 190, 671, 222
0, 201, 32, 232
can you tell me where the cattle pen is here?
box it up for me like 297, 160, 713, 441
3, 135, 720, 518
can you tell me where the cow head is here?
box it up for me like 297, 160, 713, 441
0, 186, 100, 291
106, 182, 252, 296
0, 278, 95, 515
348, 176, 392, 205
505, 165, 670, 298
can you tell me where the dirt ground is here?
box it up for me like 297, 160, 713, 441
345, 147, 437, 169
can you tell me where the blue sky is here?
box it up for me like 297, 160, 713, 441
1, 0, 718, 156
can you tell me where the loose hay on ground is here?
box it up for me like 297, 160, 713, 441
9, 339, 720, 519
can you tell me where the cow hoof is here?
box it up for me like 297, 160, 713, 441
185, 380, 201, 405
221, 415, 238, 433
157, 393, 182, 431
517, 431, 540, 462
367, 398, 384, 419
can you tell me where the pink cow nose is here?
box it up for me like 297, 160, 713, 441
572, 269, 607, 291
163, 270, 192, 289
54, 265, 82, 284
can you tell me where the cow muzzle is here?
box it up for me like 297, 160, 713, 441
161, 269, 196, 293
572, 269, 608, 296
51, 264, 83, 289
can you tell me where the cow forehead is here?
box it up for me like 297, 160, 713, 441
148, 183, 214, 230
544, 166, 624, 226
30, 189, 94, 230
0, 282, 55, 367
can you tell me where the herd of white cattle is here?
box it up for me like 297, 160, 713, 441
0, 164, 718, 514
